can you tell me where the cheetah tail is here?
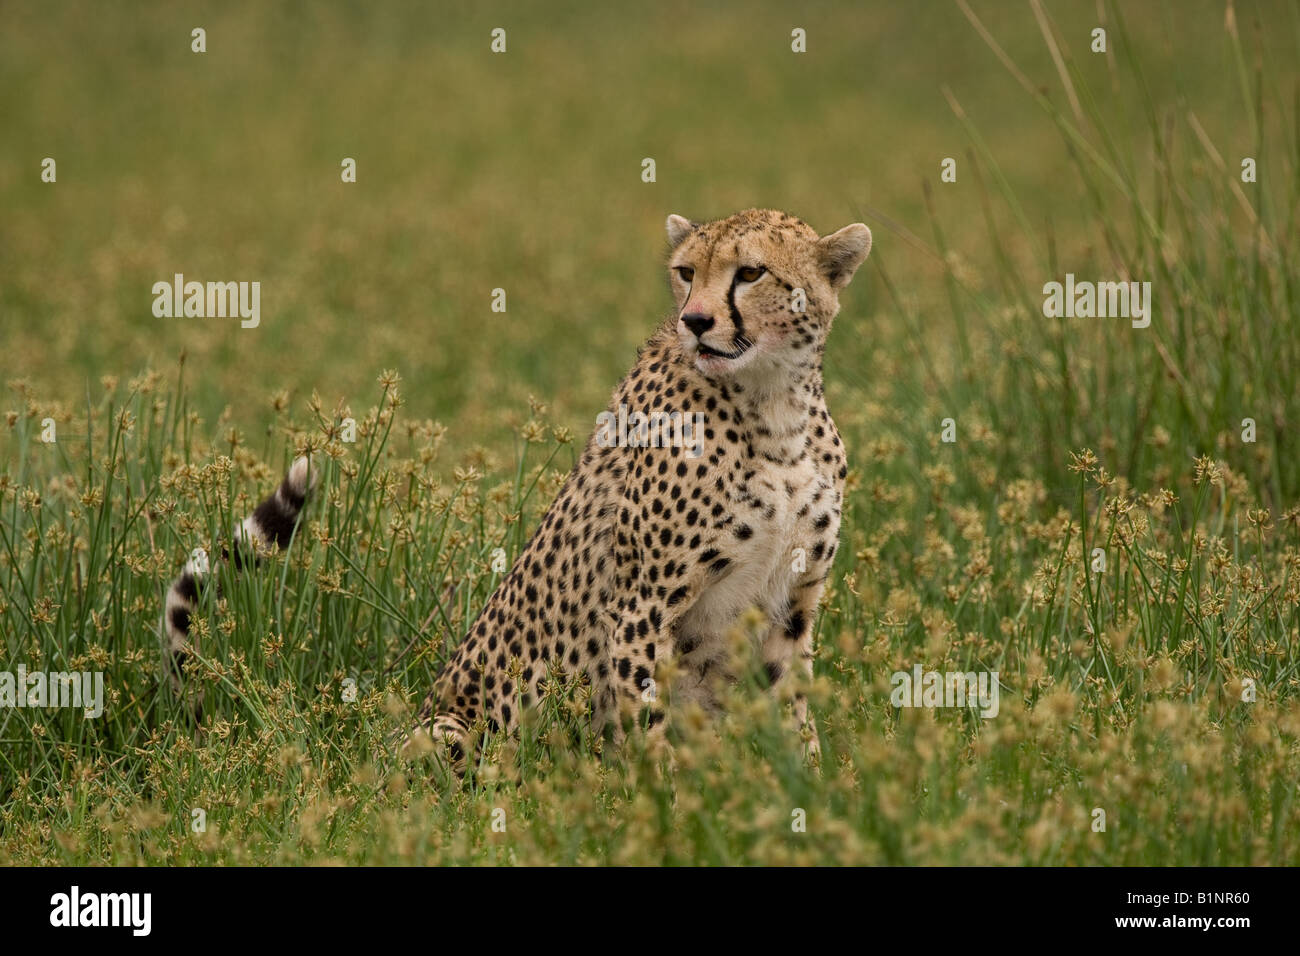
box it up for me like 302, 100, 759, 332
162, 455, 318, 706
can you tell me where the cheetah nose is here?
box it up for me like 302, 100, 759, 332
682, 314, 715, 338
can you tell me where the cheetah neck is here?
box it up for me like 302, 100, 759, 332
657, 323, 829, 463
728, 366, 826, 465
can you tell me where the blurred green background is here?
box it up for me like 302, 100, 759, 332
2, 0, 1291, 460
4, 0, 1300, 866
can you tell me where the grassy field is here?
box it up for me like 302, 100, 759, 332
2, 0, 1299, 864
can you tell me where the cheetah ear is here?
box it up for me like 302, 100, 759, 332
816, 223, 872, 290
666, 214, 698, 248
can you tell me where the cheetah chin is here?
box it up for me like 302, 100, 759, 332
693, 338, 755, 373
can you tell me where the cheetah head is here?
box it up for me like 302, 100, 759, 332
666, 208, 871, 379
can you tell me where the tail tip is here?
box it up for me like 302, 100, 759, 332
287, 455, 317, 497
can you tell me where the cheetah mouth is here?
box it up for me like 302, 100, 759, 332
697, 341, 752, 361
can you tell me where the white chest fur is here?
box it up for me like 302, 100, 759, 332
679, 453, 825, 642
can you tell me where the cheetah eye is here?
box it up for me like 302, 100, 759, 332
674, 266, 695, 283
736, 266, 766, 283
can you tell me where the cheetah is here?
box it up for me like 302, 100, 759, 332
161, 209, 872, 771
411, 208, 871, 769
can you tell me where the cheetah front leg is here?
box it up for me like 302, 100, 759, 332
761, 576, 827, 764
597, 587, 690, 760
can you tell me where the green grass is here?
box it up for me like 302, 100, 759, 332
2, 0, 1299, 864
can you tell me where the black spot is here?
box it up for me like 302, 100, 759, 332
175, 573, 198, 604
278, 473, 307, 510
251, 493, 301, 549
